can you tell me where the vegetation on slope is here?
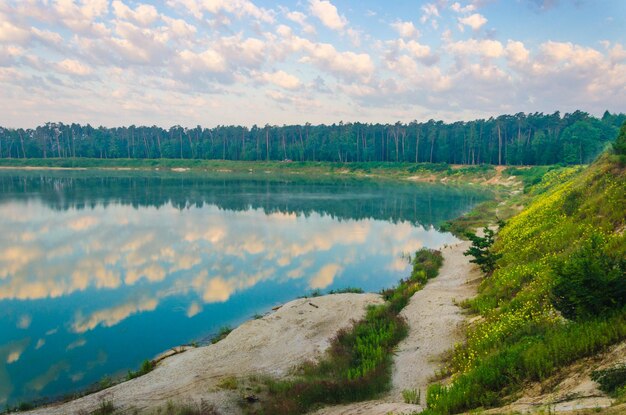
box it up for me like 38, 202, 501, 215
253, 249, 443, 414
424, 152, 626, 414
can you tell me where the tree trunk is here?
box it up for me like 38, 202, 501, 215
497, 124, 502, 165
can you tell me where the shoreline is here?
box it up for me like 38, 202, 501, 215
22, 240, 477, 415
23, 293, 384, 415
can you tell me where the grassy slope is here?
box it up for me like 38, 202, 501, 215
425, 155, 626, 414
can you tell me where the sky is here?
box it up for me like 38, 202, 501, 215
1, 0, 625, 128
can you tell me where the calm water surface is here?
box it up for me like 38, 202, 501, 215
0, 170, 489, 406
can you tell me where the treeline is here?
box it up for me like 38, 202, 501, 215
1, 111, 623, 165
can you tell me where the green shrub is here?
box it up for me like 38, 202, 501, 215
126, 359, 155, 380
463, 226, 501, 274
592, 365, 626, 395
210, 326, 233, 344
91, 400, 115, 415
613, 121, 626, 156
551, 235, 626, 320
402, 388, 421, 404
327, 287, 364, 294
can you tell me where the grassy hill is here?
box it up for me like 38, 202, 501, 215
425, 153, 626, 414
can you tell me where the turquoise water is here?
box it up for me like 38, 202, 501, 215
0, 170, 489, 407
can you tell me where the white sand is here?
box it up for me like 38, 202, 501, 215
25, 293, 383, 415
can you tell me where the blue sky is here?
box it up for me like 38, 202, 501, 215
0, 0, 624, 128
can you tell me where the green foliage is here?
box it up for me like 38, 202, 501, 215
402, 388, 421, 404
144, 400, 220, 415
257, 249, 443, 414
427, 314, 626, 414
0, 111, 622, 164
504, 166, 559, 193
16, 402, 35, 411
613, 121, 626, 156
592, 365, 626, 396
439, 193, 509, 238
411, 249, 444, 284
216, 376, 238, 390
126, 359, 156, 380
463, 226, 502, 274
210, 326, 233, 344
327, 287, 364, 294
425, 154, 626, 414
551, 234, 626, 320
407, 163, 451, 173
91, 400, 115, 415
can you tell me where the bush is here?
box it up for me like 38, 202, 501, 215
613, 121, 626, 156
592, 365, 626, 395
126, 359, 155, 380
463, 226, 501, 274
210, 326, 233, 344
551, 235, 626, 320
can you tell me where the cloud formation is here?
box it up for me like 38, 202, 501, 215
0, 0, 623, 127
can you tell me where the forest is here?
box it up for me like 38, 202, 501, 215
0, 111, 624, 166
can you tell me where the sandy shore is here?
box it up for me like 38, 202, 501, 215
25, 294, 383, 415
25, 240, 479, 415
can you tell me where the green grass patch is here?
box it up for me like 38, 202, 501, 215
254, 248, 443, 414
439, 199, 500, 237
126, 359, 156, 380
210, 326, 233, 344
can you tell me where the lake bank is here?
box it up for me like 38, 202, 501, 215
0, 158, 520, 187
23, 293, 384, 415
22, 239, 478, 415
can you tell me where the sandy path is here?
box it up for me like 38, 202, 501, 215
313, 240, 480, 415
25, 293, 383, 415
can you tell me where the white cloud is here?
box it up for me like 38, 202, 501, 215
420, 3, 441, 29
447, 39, 504, 58
458, 13, 487, 31
285, 10, 316, 34
309, 0, 347, 31
306, 45, 373, 81
505, 40, 530, 66
72, 297, 158, 333
112, 1, 159, 26
309, 263, 342, 289
57, 59, 93, 76
186, 302, 202, 317
0, 14, 30, 43
17, 314, 31, 329
170, 0, 274, 23
177, 48, 228, 74
391, 20, 419, 39
259, 70, 301, 89
450, 2, 476, 13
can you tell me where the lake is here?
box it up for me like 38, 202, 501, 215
0, 169, 489, 407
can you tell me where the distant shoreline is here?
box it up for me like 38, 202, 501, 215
0, 158, 524, 187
